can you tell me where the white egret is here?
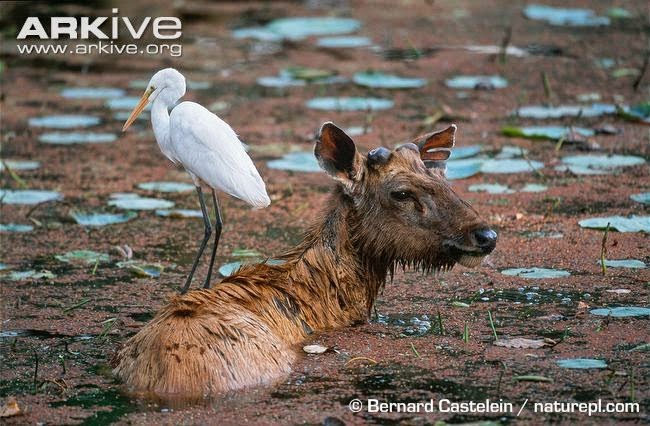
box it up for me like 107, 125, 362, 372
122, 68, 270, 294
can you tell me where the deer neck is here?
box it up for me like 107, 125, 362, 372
285, 188, 388, 321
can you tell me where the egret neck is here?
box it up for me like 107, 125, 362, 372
150, 92, 176, 163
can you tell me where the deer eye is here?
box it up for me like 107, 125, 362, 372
391, 190, 412, 201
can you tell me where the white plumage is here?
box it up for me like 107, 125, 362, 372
122, 68, 270, 293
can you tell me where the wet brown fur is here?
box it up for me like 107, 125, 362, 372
112, 123, 494, 398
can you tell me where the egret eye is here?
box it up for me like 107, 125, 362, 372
391, 190, 412, 201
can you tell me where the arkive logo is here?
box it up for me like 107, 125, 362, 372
16, 8, 181, 40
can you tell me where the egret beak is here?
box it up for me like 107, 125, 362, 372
122, 87, 153, 132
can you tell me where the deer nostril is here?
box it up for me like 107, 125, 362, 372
472, 228, 498, 253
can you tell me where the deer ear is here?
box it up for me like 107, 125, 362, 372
315, 122, 363, 189
414, 124, 456, 169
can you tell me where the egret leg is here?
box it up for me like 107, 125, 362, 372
180, 186, 212, 294
203, 190, 223, 289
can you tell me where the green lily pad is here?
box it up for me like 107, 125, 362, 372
113, 111, 149, 121
468, 183, 514, 194
353, 71, 426, 89
501, 267, 570, 278
105, 97, 152, 110
560, 155, 645, 175
579, 216, 650, 232
524, 5, 610, 26
618, 102, 650, 124
0, 263, 7, 270
591, 307, 650, 317
495, 146, 528, 158
4, 269, 56, 281
285, 67, 335, 81
0, 160, 40, 171
155, 209, 203, 219
0, 189, 63, 205
446, 159, 482, 180
557, 359, 607, 369
631, 192, 650, 204
232, 248, 263, 258
267, 152, 321, 173
28, 115, 100, 129
503, 126, 594, 141
0, 223, 34, 232
481, 159, 544, 174
56, 250, 110, 265
266, 17, 361, 40
445, 75, 507, 89
257, 75, 306, 88
39, 132, 117, 145
599, 259, 646, 269
450, 145, 482, 159
515, 104, 616, 119
61, 87, 125, 99
219, 259, 284, 276
234, 17, 360, 41
607, 7, 633, 19
317, 36, 371, 48
117, 261, 164, 278
520, 183, 548, 193
305, 97, 394, 111
71, 211, 137, 227
137, 181, 194, 193
108, 194, 174, 210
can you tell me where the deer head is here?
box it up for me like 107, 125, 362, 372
315, 122, 497, 275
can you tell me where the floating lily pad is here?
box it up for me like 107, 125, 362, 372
445, 75, 507, 89
450, 145, 482, 160
503, 126, 594, 141
306, 97, 394, 111
0, 189, 63, 205
267, 17, 361, 40
607, 7, 633, 19
515, 104, 616, 119
559, 155, 646, 175
28, 115, 100, 129
232, 248, 263, 258
590, 307, 650, 317
556, 359, 608, 369
619, 102, 650, 124
579, 216, 650, 232
257, 75, 306, 88
71, 211, 137, 227
113, 110, 150, 122
631, 192, 650, 204
267, 152, 321, 173
0, 223, 33, 232
520, 183, 548, 193
137, 181, 194, 193
317, 36, 371, 48
285, 67, 335, 81
501, 267, 570, 278
155, 209, 203, 219
56, 250, 110, 265
219, 259, 284, 276
108, 194, 174, 210
106, 97, 152, 110
496, 146, 528, 159
61, 87, 125, 99
481, 159, 544, 174
468, 183, 514, 194
234, 17, 360, 41
39, 132, 117, 145
219, 261, 243, 277
4, 270, 55, 281
524, 4, 610, 26
599, 259, 646, 269
117, 261, 164, 278
0, 160, 40, 171
353, 71, 426, 89
446, 159, 482, 180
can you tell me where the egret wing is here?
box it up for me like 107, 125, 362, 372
169, 102, 270, 208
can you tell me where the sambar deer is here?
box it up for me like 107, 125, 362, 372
112, 122, 497, 397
